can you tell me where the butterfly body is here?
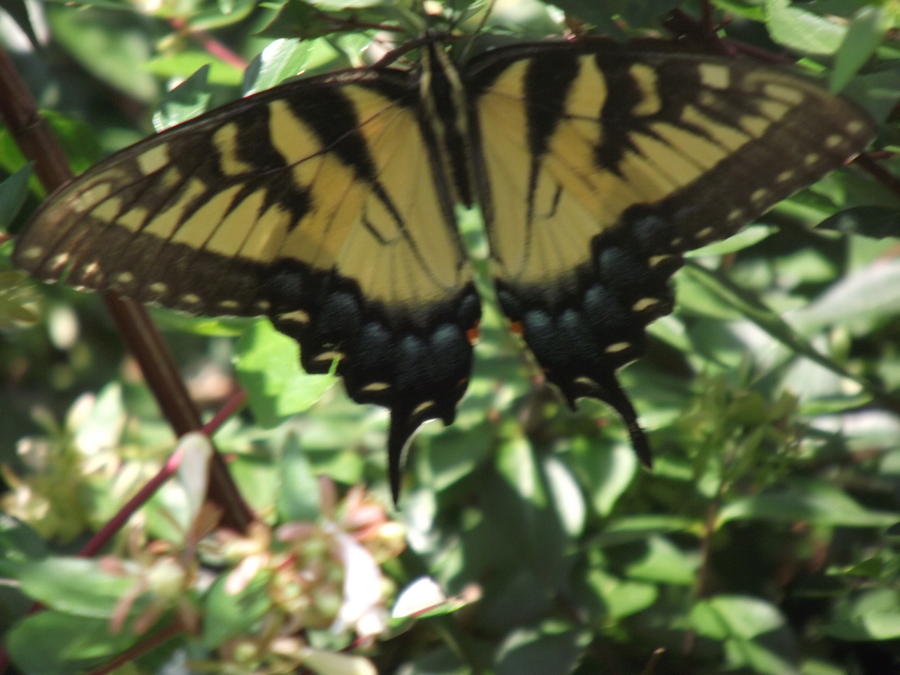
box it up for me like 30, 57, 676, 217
14, 35, 875, 499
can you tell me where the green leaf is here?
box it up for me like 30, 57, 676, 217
830, 6, 888, 93
150, 308, 249, 336
690, 595, 800, 675
494, 622, 586, 675
11, 557, 137, 618
203, 569, 272, 648
43, 110, 104, 175
717, 480, 899, 528
572, 438, 637, 516
0, 515, 47, 562
276, 432, 321, 522
243, 38, 314, 94
820, 589, 900, 641
790, 258, 900, 334
543, 456, 586, 537
259, 0, 390, 40
145, 51, 244, 87
235, 319, 336, 427
818, 206, 900, 240
765, 0, 846, 55
416, 420, 492, 493
586, 568, 657, 620
622, 535, 698, 585
174, 432, 214, 528
390, 576, 477, 620
687, 224, 777, 257
491, 434, 569, 586
48, 6, 159, 103
0, 165, 32, 231
152, 65, 213, 132
599, 514, 702, 540
6, 611, 137, 675
187, 0, 257, 31
680, 262, 867, 391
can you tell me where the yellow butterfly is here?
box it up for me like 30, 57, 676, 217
13, 17, 874, 499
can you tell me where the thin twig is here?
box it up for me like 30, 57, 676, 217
79, 447, 186, 558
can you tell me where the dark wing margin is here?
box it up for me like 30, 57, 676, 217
14, 65, 481, 502
466, 40, 875, 461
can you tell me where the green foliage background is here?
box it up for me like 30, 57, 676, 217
1, 0, 900, 673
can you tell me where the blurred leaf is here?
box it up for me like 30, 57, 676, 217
830, 5, 888, 93
151, 65, 213, 132
417, 421, 492, 492
0, 269, 41, 326
175, 432, 213, 527
494, 622, 586, 675
276, 432, 320, 522
690, 595, 799, 674
48, 7, 159, 102
818, 206, 900, 239
0, 164, 32, 230
717, 480, 899, 528
10, 557, 139, 618
820, 589, 900, 641
150, 308, 249, 336
599, 514, 702, 540
622, 535, 698, 585
0, 515, 47, 562
687, 225, 777, 258
790, 257, 900, 334
6, 611, 137, 675
145, 51, 243, 87
586, 568, 657, 620
494, 435, 570, 585
571, 439, 637, 516
765, 0, 845, 54
203, 569, 272, 648
43, 110, 104, 175
187, 0, 257, 31
300, 648, 378, 675
391, 576, 477, 620
243, 38, 314, 94
259, 0, 393, 40
543, 456, 586, 537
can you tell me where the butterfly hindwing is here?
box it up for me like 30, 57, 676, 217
14, 64, 481, 495
465, 42, 875, 450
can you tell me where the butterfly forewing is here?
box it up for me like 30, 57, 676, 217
466, 42, 875, 449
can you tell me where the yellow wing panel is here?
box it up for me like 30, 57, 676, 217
16, 76, 471, 316
472, 47, 874, 290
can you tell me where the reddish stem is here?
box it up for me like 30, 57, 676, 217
79, 447, 185, 558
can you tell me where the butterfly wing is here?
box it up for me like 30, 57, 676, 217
14, 66, 480, 498
465, 41, 875, 457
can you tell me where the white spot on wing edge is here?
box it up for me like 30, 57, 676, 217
278, 309, 311, 324
632, 297, 660, 312
362, 382, 390, 392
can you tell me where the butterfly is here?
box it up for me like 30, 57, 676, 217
13, 22, 875, 501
